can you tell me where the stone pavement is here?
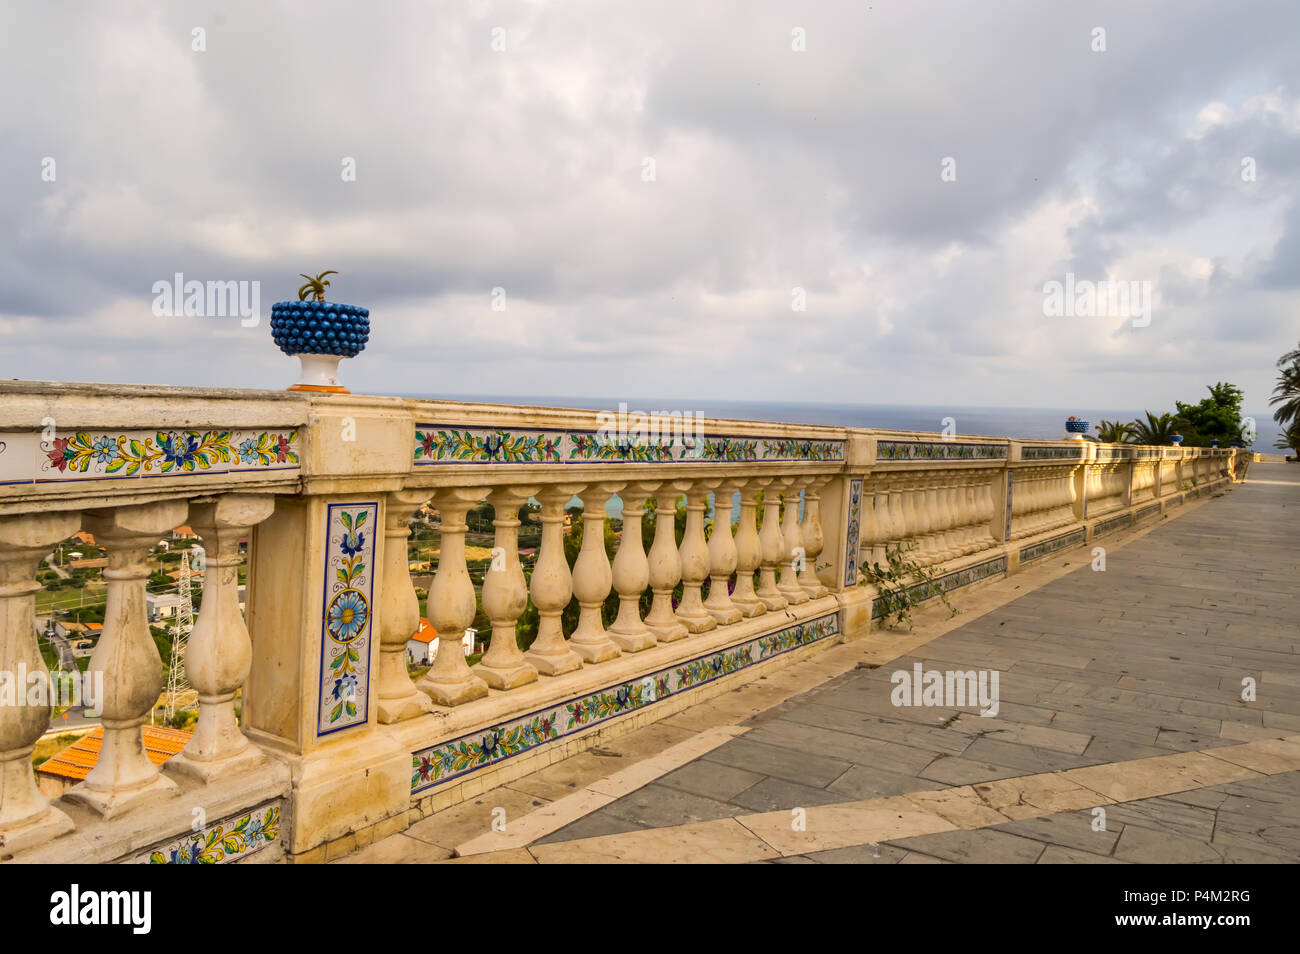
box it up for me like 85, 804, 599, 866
343, 462, 1300, 864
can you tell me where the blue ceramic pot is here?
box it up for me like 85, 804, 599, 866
270, 300, 369, 357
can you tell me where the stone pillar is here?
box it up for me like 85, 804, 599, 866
755, 480, 788, 611
416, 488, 489, 706
69, 501, 187, 818
730, 480, 766, 618
569, 484, 622, 663
374, 491, 436, 724
798, 477, 830, 598
703, 480, 742, 625
0, 512, 80, 853
644, 483, 688, 642
474, 486, 541, 689
777, 479, 809, 605
169, 495, 276, 781
676, 482, 718, 632
522, 486, 584, 676
608, 482, 657, 653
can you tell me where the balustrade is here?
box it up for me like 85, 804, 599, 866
0, 380, 1246, 863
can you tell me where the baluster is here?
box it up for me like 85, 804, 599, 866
901, 481, 924, 562
778, 479, 809, 604
799, 476, 830, 597
522, 486, 584, 675
870, 483, 890, 566
676, 481, 718, 632
703, 480, 742, 625
755, 479, 788, 611
69, 501, 187, 817
608, 482, 657, 652
375, 491, 436, 724
0, 512, 80, 851
731, 480, 766, 616
644, 483, 688, 642
570, 484, 622, 662
474, 486, 541, 689
416, 488, 489, 706
887, 485, 907, 557
169, 495, 276, 780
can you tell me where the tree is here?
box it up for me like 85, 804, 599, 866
1275, 421, 1300, 458
1129, 411, 1178, 445
1172, 382, 1246, 447
1271, 349, 1300, 432
1094, 419, 1134, 443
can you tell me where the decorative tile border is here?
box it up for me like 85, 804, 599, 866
870, 556, 1007, 620
1134, 503, 1162, 521
877, 440, 1007, 462
1093, 511, 1133, 537
410, 613, 841, 793
317, 501, 378, 736
843, 478, 863, 587
0, 428, 301, 485
1019, 528, 1086, 565
1166, 494, 1185, 508
413, 425, 844, 465
1096, 447, 1132, 461
1022, 445, 1083, 461
138, 801, 281, 864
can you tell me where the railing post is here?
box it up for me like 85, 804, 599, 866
375, 490, 436, 723
474, 486, 542, 689
644, 483, 688, 642
417, 488, 490, 704
522, 485, 585, 675
703, 480, 742, 625
0, 512, 80, 852
168, 495, 276, 780
676, 481, 718, 632
608, 482, 657, 653
69, 501, 188, 818
569, 483, 623, 663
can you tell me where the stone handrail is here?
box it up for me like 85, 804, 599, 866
0, 382, 1247, 863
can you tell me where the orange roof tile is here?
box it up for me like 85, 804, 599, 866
409, 618, 438, 644
37, 725, 192, 781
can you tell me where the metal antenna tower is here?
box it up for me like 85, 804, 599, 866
164, 549, 195, 721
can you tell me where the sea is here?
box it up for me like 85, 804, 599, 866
406, 394, 1282, 451
402, 394, 1280, 518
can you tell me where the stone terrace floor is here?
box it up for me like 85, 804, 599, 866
343, 462, 1300, 864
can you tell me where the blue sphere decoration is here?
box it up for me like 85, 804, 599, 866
270, 300, 370, 358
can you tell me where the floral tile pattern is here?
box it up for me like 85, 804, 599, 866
318, 502, 377, 736
413, 425, 844, 465
871, 556, 1007, 620
877, 440, 1008, 462
139, 802, 281, 864
1022, 445, 1083, 461
25, 428, 299, 483
1019, 528, 1086, 565
1135, 503, 1162, 521
410, 612, 841, 793
1093, 511, 1134, 537
843, 478, 862, 587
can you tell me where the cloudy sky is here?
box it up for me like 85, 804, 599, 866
2, 0, 1298, 417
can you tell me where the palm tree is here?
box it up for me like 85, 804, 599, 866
1271, 359, 1300, 430
1275, 421, 1300, 458
1129, 411, 1177, 445
1094, 419, 1134, 443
